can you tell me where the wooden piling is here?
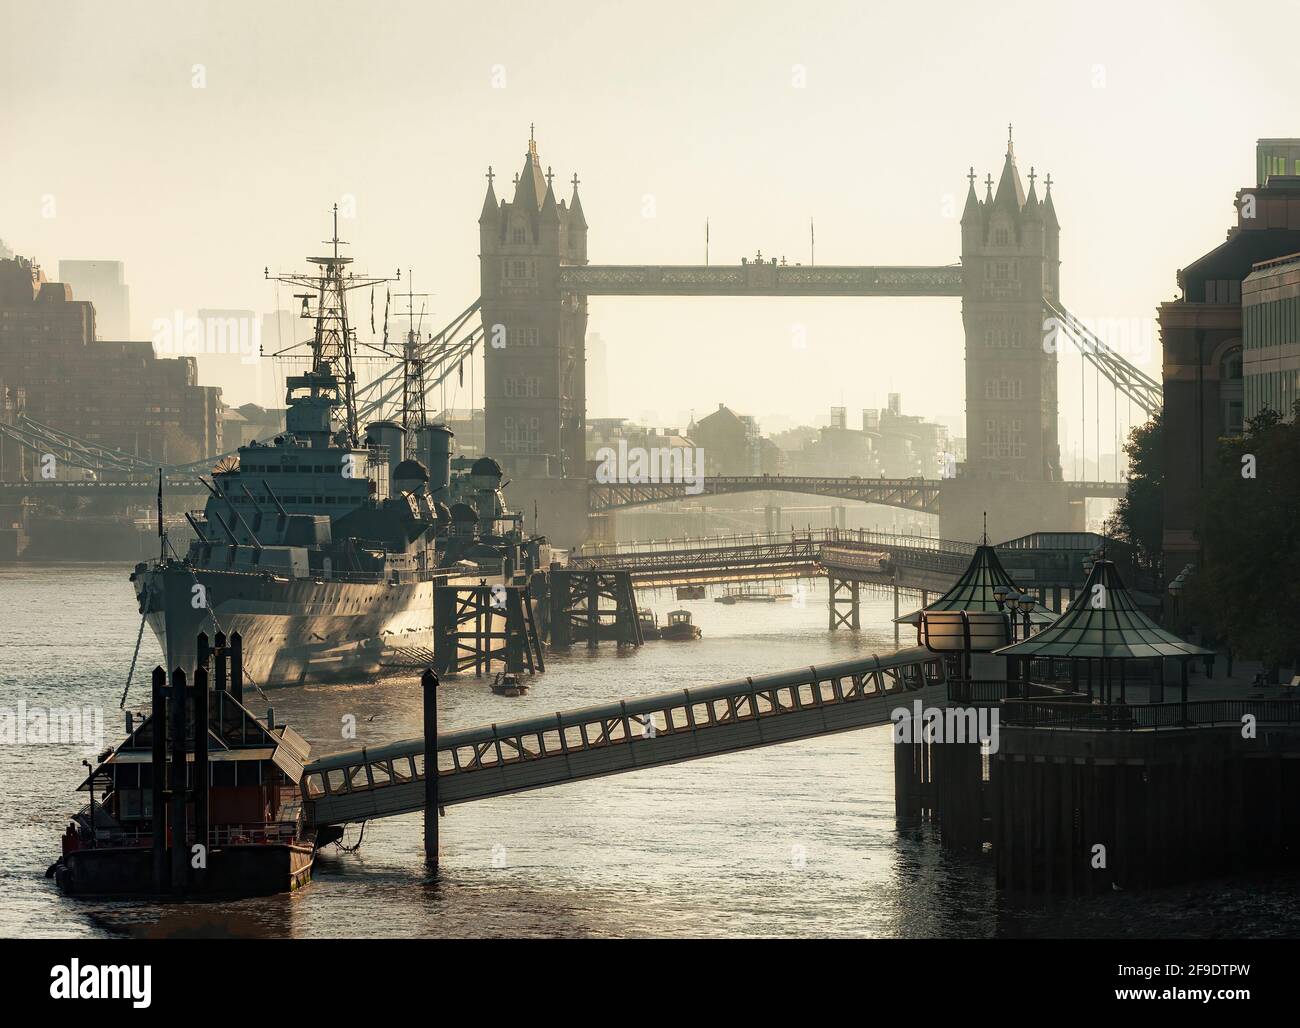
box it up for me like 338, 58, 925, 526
214, 631, 228, 695
229, 631, 244, 703
168, 667, 188, 895
423, 667, 440, 873
150, 666, 167, 893
193, 665, 209, 892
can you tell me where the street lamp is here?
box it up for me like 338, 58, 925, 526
1016, 593, 1034, 640
993, 585, 1010, 610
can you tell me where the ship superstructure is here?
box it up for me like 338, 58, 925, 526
131, 212, 549, 686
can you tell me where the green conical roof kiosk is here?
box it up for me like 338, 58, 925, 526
895, 540, 1056, 634
996, 559, 1212, 704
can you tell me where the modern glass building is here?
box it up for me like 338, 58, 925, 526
1257, 139, 1300, 186
1242, 252, 1300, 422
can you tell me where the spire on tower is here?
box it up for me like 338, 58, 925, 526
513, 128, 547, 210
993, 126, 1026, 211
479, 165, 499, 223
1023, 164, 1041, 215
961, 165, 981, 224
569, 171, 586, 229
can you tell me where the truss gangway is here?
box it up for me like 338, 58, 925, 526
302, 645, 948, 827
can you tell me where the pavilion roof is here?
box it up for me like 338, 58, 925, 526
896, 543, 1056, 626
995, 559, 1213, 660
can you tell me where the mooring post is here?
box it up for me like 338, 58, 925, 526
423, 667, 440, 873
214, 631, 228, 695
150, 666, 167, 893
169, 666, 188, 895
230, 631, 244, 704
193, 665, 210, 892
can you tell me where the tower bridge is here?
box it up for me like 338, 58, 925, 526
1, 129, 1156, 551
477, 126, 1155, 546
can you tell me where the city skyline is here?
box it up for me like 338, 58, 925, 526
3, 0, 1293, 433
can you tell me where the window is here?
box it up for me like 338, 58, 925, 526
994, 228, 1010, 246
985, 377, 1023, 400
503, 375, 542, 398
511, 224, 527, 244
1220, 346, 1242, 381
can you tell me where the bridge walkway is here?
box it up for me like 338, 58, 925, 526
302, 646, 948, 827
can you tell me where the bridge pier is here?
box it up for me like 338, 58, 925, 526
547, 568, 642, 649
433, 583, 544, 676
827, 574, 859, 631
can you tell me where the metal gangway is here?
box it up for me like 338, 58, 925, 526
302, 646, 949, 827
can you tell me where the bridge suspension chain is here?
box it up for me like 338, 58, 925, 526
1043, 298, 1162, 419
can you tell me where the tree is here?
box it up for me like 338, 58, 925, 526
1112, 411, 1164, 579
1184, 403, 1300, 671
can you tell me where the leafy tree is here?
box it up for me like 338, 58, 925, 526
1112, 412, 1164, 579
1184, 403, 1300, 671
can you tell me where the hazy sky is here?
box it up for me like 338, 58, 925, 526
3, 0, 1296, 461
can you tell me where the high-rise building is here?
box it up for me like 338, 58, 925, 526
0, 255, 222, 472
58, 259, 130, 340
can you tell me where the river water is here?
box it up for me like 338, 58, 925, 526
2, 563, 1296, 938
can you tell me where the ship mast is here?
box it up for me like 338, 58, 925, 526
264, 206, 396, 446
394, 270, 431, 431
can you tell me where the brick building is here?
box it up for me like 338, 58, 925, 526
0, 254, 222, 477
1158, 141, 1300, 573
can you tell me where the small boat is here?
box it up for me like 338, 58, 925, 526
676, 585, 706, 600
638, 609, 663, 641
660, 609, 702, 641
715, 586, 778, 604
491, 671, 529, 697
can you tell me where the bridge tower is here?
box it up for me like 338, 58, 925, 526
943, 129, 1082, 542
479, 130, 591, 546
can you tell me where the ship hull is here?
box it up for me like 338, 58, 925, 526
133, 563, 499, 687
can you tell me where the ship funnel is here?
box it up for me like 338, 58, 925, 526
414, 423, 454, 495
365, 420, 407, 478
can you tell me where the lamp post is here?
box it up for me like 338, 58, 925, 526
1167, 574, 1184, 624
1016, 593, 1033, 642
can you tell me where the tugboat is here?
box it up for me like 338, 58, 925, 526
660, 609, 702, 641
129, 210, 550, 686
491, 670, 529, 697
638, 609, 663, 641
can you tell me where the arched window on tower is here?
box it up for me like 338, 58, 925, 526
1220, 346, 1242, 381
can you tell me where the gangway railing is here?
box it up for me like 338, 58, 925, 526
302, 646, 948, 827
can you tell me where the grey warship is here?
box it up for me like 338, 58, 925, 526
131, 214, 548, 686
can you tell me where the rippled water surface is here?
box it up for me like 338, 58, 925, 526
3, 564, 1298, 938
